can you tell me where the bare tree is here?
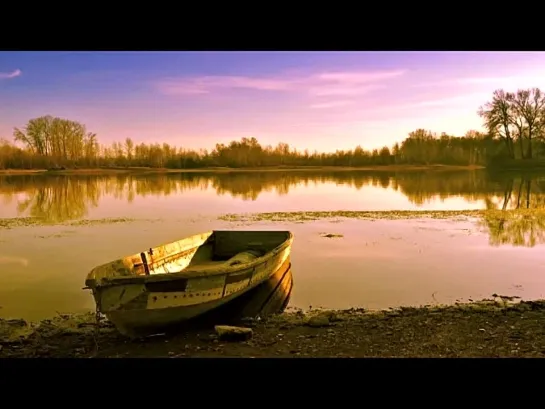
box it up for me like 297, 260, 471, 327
478, 89, 515, 159
510, 88, 545, 159
125, 138, 134, 161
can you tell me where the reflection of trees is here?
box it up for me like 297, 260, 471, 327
1, 171, 545, 231
393, 170, 496, 205
2, 176, 100, 223
478, 176, 545, 247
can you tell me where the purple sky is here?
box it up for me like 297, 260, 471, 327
1, 51, 545, 152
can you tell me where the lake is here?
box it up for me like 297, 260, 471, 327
1, 169, 545, 321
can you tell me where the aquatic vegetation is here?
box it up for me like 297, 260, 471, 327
0, 217, 156, 229
219, 209, 545, 223
319, 233, 344, 238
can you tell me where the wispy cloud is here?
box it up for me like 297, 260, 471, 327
315, 71, 405, 83
413, 73, 545, 90
0, 69, 22, 80
157, 75, 292, 95
408, 93, 490, 108
155, 69, 405, 99
309, 100, 354, 109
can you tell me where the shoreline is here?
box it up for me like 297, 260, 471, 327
0, 164, 485, 176
2, 299, 545, 357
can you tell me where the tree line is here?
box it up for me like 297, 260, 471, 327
2, 88, 545, 170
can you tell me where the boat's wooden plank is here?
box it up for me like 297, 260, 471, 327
145, 279, 189, 293
213, 231, 289, 258
99, 284, 146, 311
224, 278, 252, 297
87, 231, 293, 290
224, 269, 254, 285
146, 288, 224, 309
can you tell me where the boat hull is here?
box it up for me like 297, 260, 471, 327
195, 256, 293, 325
96, 245, 291, 337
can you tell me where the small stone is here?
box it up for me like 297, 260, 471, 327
214, 325, 253, 342
324, 311, 343, 322
307, 315, 330, 328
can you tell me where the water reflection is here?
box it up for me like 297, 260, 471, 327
13, 177, 100, 223
1, 171, 545, 247
3, 170, 545, 321
479, 176, 545, 247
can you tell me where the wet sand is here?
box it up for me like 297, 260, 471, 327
2, 300, 545, 358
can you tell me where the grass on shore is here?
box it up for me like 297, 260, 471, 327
0, 164, 485, 176
2, 299, 545, 358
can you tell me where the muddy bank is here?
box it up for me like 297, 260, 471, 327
2, 299, 545, 358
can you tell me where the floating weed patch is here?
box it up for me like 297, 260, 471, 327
68, 217, 139, 227
1, 217, 161, 229
0, 217, 48, 228
218, 209, 545, 224
319, 233, 344, 238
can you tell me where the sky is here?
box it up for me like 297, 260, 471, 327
2, 51, 545, 152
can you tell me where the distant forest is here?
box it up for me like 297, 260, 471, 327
2, 88, 545, 170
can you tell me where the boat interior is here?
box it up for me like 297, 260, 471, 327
87, 230, 292, 284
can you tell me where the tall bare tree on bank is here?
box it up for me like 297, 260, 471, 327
478, 90, 515, 159
12, 115, 98, 167
509, 88, 545, 159
479, 88, 545, 160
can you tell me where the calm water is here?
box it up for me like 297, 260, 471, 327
1, 169, 545, 321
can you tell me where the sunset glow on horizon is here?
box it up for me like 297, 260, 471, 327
2, 51, 545, 152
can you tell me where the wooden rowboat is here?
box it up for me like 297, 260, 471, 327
199, 254, 294, 325
84, 230, 293, 337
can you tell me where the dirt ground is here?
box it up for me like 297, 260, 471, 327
2, 299, 545, 358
